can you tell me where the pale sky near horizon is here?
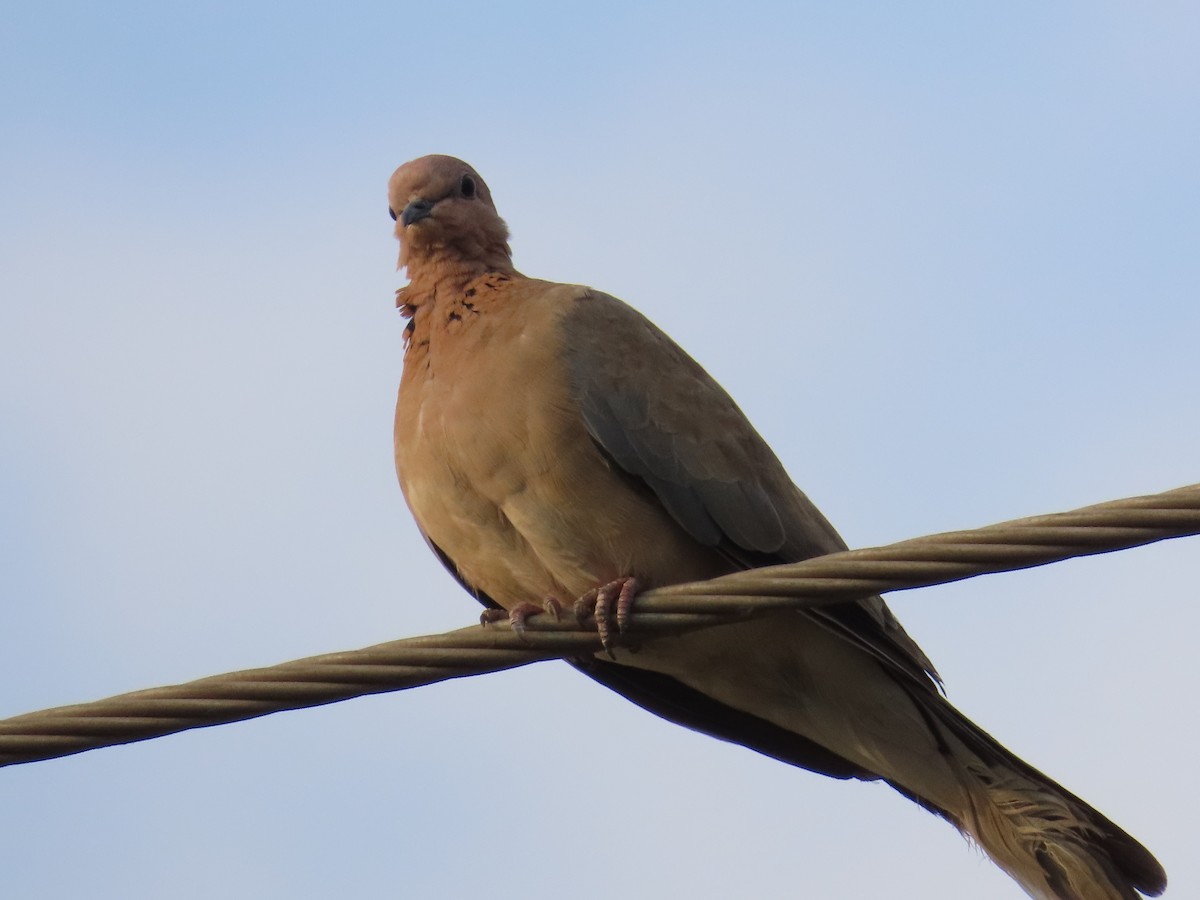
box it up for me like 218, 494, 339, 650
2, 3, 1197, 899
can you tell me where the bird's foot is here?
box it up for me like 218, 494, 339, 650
480, 597, 563, 640
574, 576, 641, 656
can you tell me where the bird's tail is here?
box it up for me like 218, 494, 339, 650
898, 694, 1166, 900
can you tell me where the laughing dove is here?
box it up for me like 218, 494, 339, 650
388, 154, 1165, 900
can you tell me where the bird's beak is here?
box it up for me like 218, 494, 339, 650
401, 198, 434, 227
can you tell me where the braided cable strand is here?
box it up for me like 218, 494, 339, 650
1, 482, 1196, 767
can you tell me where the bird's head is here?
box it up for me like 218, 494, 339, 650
388, 155, 513, 284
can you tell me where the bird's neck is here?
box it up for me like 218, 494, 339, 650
397, 248, 515, 312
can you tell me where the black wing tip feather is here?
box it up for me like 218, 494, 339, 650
573, 655, 876, 782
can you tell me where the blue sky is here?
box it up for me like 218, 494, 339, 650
2, 3, 1197, 898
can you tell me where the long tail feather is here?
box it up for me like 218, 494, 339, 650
906, 695, 1166, 900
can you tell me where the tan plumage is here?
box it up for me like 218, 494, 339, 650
389, 154, 1166, 900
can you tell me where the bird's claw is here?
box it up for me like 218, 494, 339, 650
574, 576, 641, 657
481, 597, 563, 640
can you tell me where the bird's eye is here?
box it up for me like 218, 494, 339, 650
389, 207, 397, 221
460, 175, 476, 198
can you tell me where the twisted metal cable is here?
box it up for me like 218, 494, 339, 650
2, 482, 1197, 768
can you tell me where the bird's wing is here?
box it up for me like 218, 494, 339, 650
561, 289, 940, 689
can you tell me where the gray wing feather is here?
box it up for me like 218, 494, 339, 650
577, 384, 726, 546
562, 289, 942, 689
565, 291, 797, 557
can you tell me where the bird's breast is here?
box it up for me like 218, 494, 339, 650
394, 285, 722, 609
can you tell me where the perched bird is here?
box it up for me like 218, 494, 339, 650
388, 154, 1165, 900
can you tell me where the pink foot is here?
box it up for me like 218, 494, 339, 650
481, 597, 563, 640
573, 576, 641, 655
